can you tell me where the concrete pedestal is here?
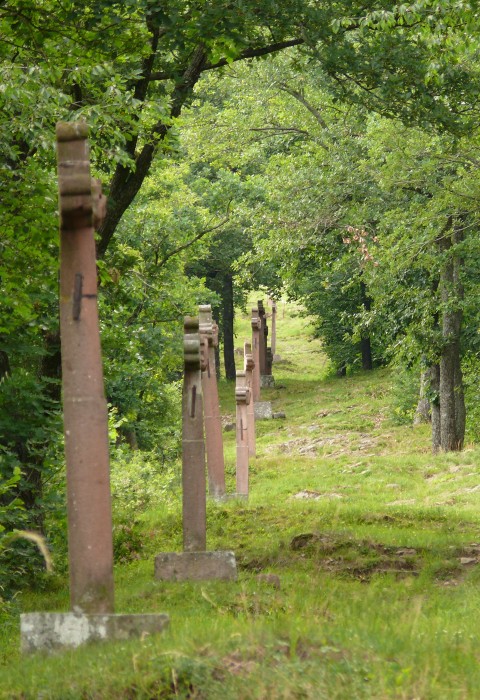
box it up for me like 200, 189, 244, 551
154, 551, 237, 581
254, 401, 273, 420
220, 493, 248, 502
20, 612, 169, 654
260, 375, 275, 389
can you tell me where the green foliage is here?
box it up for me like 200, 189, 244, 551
109, 449, 180, 563
389, 366, 421, 425
184, 53, 480, 394
0, 466, 32, 604
462, 353, 480, 444
110, 447, 180, 524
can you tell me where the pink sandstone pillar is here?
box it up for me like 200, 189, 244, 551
19, 123, 171, 654
182, 316, 207, 552
56, 121, 114, 614
244, 342, 256, 458
199, 304, 226, 498
235, 371, 250, 496
251, 309, 261, 402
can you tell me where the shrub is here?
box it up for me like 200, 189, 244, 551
110, 447, 181, 561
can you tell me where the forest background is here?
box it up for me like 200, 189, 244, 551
1, 0, 480, 605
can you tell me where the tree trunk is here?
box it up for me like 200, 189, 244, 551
439, 234, 457, 451
454, 353, 465, 449
453, 226, 465, 448
360, 280, 373, 370
222, 273, 236, 381
430, 364, 441, 453
360, 337, 373, 371
0, 348, 11, 379
122, 427, 139, 450
439, 335, 457, 451
413, 369, 430, 425
212, 306, 221, 381
214, 344, 221, 381
438, 222, 465, 451
97, 45, 207, 257
439, 316, 464, 451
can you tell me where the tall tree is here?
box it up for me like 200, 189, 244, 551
1, 0, 480, 521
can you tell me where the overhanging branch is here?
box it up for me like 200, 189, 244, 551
150, 38, 304, 81
158, 202, 232, 269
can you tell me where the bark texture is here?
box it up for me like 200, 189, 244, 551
97, 45, 207, 257
430, 364, 441, 453
413, 369, 431, 425
433, 221, 465, 452
360, 281, 373, 370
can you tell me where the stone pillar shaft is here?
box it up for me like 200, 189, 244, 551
235, 371, 250, 496
199, 306, 225, 497
56, 121, 114, 614
182, 317, 206, 551
244, 343, 256, 458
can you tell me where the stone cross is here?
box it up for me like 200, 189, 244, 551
56, 121, 114, 614
20, 122, 170, 653
198, 305, 225, 498
244, 342, 256, 458
182, 316, 206, 552
251, 309, 261, 402
153, 316, 237, 583
235, 371, 250, 496
271, 301, 277, 356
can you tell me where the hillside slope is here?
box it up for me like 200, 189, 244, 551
2, 304, 480, 699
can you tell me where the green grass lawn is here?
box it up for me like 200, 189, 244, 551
2, 302, 480, 698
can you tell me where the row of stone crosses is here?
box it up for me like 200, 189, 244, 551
161, 300, 277, 578
187, 297, 277, 505
20, 123, 280, 653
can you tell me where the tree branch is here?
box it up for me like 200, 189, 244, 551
277, 83, 330, 131
158, 204, 232, 269
97, 45, 208, 257
150, 38, 303, 81
250, 126, 310, 137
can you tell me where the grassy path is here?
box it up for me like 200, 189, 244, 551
2, 305, 480, 698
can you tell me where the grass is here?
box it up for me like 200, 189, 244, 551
2, 302, 480, 698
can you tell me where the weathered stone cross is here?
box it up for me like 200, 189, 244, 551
198, 305, 226, 498
21, 122, 169, 652
154, 315, 236, 581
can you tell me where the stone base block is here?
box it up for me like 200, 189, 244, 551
254, 401, 273, 420
154, 551, 237, 582
20, 612, 169, 654
260, 375, 275, 389
214, 493, 248, 503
